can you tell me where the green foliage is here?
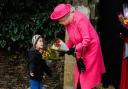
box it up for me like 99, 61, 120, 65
0, 0, 65, 51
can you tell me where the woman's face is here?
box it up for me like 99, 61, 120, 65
35, 38, 44, 49
58, 14, 70, 26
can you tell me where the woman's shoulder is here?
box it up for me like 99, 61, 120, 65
74, 11, 88, 18
74, 11, 89, 23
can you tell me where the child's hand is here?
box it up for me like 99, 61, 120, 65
30, 72, 34, 77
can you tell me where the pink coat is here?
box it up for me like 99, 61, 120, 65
66, 11, 106, 89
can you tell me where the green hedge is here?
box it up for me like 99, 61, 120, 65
0, 0, 67, 52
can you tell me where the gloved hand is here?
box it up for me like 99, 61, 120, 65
66, 48, 75, 55
58, 48, 75, 56
77, 58, 86, 73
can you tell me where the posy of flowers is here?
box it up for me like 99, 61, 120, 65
55, 39, 61, 48
38, 39, 69, 60
39, 48, 58, 60
39, 49, 50, 58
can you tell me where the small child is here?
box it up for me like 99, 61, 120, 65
27, 34, 52, 89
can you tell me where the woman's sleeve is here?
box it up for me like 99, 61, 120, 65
75, 20, 91, 52
66, 38, 74, 48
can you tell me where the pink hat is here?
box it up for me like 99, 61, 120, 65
50, 3, 71, 20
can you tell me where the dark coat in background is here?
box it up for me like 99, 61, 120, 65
97, 0, 124, 88
119, 1, 128, 89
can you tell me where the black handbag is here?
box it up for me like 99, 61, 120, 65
77, 57, 86, 73
76, 48, 86, 73
76, 49, 86, 89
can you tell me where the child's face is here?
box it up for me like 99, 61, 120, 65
35, 38, 44, 49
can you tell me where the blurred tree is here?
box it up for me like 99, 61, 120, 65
0, 0, 65, 52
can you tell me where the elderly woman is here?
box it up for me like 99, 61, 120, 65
50, 3, 106, 89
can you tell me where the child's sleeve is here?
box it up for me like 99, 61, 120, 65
29, 56, 36, 72
28, 52, 36, 77
42, 59, 52, 77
